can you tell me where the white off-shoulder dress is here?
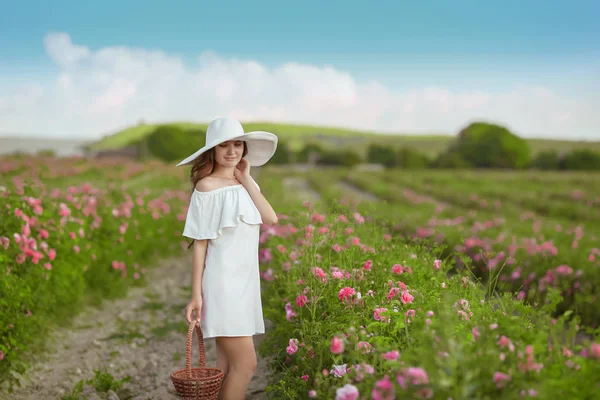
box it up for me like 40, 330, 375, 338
182, 181, 265, 339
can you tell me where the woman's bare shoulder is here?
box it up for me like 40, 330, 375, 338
194, 176, 241, 193
195, 177, 218, 192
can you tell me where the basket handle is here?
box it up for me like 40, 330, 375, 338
185, 319, 206, 377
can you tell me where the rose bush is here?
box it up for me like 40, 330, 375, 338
308, 168, 600, 327
256, 175, 600, 399
0, 155, 189, 388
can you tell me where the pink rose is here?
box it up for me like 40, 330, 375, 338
330, 336, 345, 354
401, 290, 414, 304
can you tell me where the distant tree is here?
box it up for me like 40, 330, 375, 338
431, 151, 469, 169
367, 144, 396, 167
532, 150, 561, 170
37, 149, 56, 157
145, 125, 205, 162
270, 141, 293, 164
296, 143, 324, 163
450, 122, 531, 169
319, 149, 362, 167
395, 146, 430, 169
560, 149, 600, 171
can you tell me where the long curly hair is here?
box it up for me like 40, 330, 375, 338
186, 141, 249, 249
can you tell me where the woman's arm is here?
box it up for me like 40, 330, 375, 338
185, 238, 208, 324
191, 239, 208, 298
240, 175, 279, 226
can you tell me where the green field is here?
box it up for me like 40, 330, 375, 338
256, 165, 600, 398
87, 121, 600, 157
291, 167, 600, 324
1, 154, 599, 398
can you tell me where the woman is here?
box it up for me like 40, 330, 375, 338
177, 117, 279, 399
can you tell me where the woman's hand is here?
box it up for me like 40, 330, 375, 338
184, 296, 203, 325
234, 158, 251, 181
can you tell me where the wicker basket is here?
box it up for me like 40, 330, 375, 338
170, 320, 225, 399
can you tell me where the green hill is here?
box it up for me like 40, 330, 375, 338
86, 121, 600, 157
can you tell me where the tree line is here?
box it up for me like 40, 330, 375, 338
142, 122, 600, 171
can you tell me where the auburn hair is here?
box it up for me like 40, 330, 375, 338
186, 141, 249, 248
189, 141, 249, 192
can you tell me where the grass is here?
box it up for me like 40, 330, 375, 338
60, 369, 132, 400
151, 322, 188, 338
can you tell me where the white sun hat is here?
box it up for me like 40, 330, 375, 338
175, 117, 279, 167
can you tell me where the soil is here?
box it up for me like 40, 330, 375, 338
2, 254, 270, 400
336, 180, 379, 203
281, 177, 321, 204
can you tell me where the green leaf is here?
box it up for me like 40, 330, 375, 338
395, 319, 405, 330
367, 322, 381, 332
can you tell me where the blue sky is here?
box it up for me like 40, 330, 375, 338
0, 0, 599, 139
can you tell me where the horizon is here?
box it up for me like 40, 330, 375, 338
1, 1, 599, 141
4, 119, 600, 144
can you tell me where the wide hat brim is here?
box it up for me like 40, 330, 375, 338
175, 131, 278, 167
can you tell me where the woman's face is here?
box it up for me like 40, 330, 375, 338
214, 140, 245, 167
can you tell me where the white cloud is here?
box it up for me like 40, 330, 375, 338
0, 32, 598, 140
43, 32, 91, 67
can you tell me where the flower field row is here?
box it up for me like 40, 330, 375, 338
371, 169, 600, 227
0, 155, 191, 389
298, 168, 600, 327
3, 155, 599, 398
256, 172, 600, 399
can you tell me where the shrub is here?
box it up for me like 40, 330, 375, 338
319, 149, 362, 168
366, 144, 396, 167
145, 125, 205, 163
296, 143, 324, 163
431, 151, 470, 169
270, 141, 293, 164
532, 150, 561, 170
395, 147, 430, 169
560, 149, 600, 171
450, 122, 531, 169
36, 149, 56, 157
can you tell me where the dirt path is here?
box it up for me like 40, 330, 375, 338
336, 180, 378, 203
282, 177, 321, 204
4, 254, 269, 400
